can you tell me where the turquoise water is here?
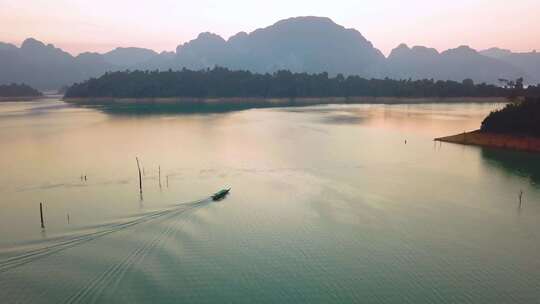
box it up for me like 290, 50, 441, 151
0, 100, 539, 303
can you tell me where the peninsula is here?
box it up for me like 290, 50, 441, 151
436, 97, 540, 152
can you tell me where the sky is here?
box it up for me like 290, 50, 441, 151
1, 0, 539, 56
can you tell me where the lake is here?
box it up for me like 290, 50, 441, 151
0, 99, 539, 303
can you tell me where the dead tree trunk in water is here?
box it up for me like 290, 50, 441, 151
159, 166, 162, 189
39, 202, 45, 229
136, 157, 143, 194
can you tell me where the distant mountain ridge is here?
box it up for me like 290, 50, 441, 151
385, 44, 527, 84
0, 38, 113, 89
480, 47, 540, 84
0, 16, 538, 90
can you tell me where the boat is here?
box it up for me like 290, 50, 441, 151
212, 188, 231, 201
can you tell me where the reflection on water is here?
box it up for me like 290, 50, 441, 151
89, 101, 325, 116
481, 148, 540, 186
0, 99, 539, 303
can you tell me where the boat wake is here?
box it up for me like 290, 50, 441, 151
0, 198, 212, 273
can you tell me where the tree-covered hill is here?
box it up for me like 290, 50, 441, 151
64, 67, 511, 99
481, 97, 540, 137
0, 83, 42, 97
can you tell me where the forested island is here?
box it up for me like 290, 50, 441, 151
436, 97, 540, 152
481, 97, 540, 137
0, 83, 42, 99
65, 68, 513, 100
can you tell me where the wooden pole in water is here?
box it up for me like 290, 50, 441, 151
136, 157, 143, 194
159, 166, 162, 189
40, 202, 45, 229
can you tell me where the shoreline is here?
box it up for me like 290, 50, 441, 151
64, 96, 507, 106
0, 96, 45, 102
435, 130, 540, 153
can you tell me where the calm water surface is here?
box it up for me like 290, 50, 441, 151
0, 100, 539, 303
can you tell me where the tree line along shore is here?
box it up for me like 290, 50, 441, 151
0, 83, 42, 100
63, 68, 539, 100
60, 67, 540, 152
3, 67, 539, 101
61, 67, 540, 152
2, 67, 540, 152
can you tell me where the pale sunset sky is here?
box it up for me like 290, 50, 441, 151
1, 0, 538, 56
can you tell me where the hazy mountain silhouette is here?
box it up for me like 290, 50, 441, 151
385, 44, 440, 79
135, 51, 176, 70
103, 47, 158, 67
0, 17, 536, 90
0, 38, 113, 89
386, 44, 527, 84
175, 32, 229, 69
0, 40, 158, 90
480, 48, 540, 84
0, 42, 17, 52
75, 52, 114, 81
171, 17, 385, 75
480, 47, 514, 59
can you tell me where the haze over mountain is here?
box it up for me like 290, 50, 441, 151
0, 38, 113, 89
103, 47, 158, 67
385, 44, 527, 84
480, 48, 540, 84
0, 16, 537, 90
172, 17, 385, 76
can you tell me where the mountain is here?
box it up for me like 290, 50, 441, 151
0, 17, 538, 90
386, 44, 527, 84
135, 51, 176, 70
0, 42, 17, 52
385, 44, 440, 79
175, 32, 229, 69
0, 38, 75, 89
480, 47, 514, 59
0, 38, 113, 90
171, 16, 385, 75
103, 47, 158, 67
75, 52, 114, 81
0, 39, 158, 90
480, 48, 540, 84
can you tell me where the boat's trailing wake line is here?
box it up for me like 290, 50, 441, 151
64, 203, 190, 304
0, 198, 211, 273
